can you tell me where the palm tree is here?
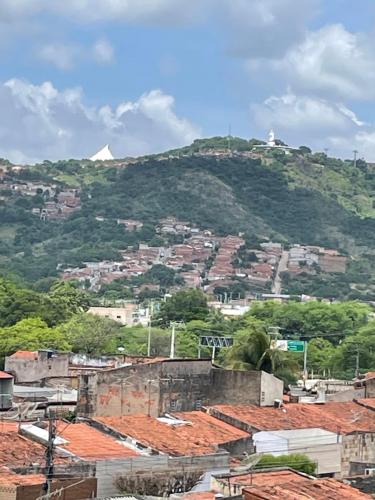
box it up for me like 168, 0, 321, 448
225, 319, 298, 387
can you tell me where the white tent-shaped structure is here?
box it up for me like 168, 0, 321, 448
90, 144, 114, 161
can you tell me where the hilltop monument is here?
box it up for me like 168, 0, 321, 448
90, 144, 114, 161
267, 129, 276, 147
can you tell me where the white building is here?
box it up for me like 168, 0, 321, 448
253, 427, 341, 476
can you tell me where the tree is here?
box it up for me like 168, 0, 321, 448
0, 318, 70, 362
57, 313, 120, 355
158, 289, 209, 325
255, 453, 316, 475
42, 281, 90, 326
225, 318, 298, 387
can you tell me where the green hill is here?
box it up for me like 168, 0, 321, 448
0, 137, 374, 298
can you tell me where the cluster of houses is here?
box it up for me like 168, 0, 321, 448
61, 218, 349, 300
287, 245, 348, 275
0, 350, 374, 499
0, 172, 82, 220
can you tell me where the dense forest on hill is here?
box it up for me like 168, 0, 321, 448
0, 137, 374, 297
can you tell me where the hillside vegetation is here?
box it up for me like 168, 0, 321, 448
0, 137, 374, 297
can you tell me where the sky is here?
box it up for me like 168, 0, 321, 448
1, 0, 375, 163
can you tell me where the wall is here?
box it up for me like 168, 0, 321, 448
88, 305, 137, 326
5, 353, 69, 383
95, 452, 229, 498
77, 360, 283, 418
0, 478, 97, 500
326, 388, 365, 402
0, 485, 16, 500
260, 372, 284, 406
0, 377, 13, 409
365, 378, 375, 398
341, 433, 375, 477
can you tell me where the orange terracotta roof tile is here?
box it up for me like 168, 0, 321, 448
223, 469, 310, 488
364, 371, 375, 380
9, 351, 38, 359
0, 467, 45, 486
183, 493, 216, 500
243, 478, 371, 499
0, 371, 13, 379
0, 432, 48, 467
95, 411, 250, 456
356, 398, 375, 411
210, 401, 375, 434
57, 422, 139, 460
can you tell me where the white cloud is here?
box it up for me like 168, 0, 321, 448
0, 0, 201, 25
93, 38, 114, 64
36, 43, 81, 70
218, 0, 318, 58
252, 91, 373, 156
251, 24, 375, 100
0, 79, 200, 163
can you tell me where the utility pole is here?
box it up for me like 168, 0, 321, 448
147, 301, 154, 357
170, 322, 176, 359
227, 124, 232, 152
353, 150, 358, 169
44, 412, 56, 495
303, 341, 308, 382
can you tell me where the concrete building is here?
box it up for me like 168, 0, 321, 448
207, 400, 375, 477
5, 350, 69, 383
77, 359, 283, 418
0, 371, 13, 410
253, 428, 341, 475
88, 304, 142, 326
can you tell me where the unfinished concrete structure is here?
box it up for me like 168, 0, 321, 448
5, 350, 69, 383
77, 359, 283, 418
0, 371, 13, 410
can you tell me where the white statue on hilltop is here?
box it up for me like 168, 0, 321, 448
267, 129, 276, 147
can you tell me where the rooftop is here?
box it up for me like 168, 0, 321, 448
9, 351, 38, 360
0, 371, 13, 379
215, 468, 310, 487
356, 398, 375, 411
57, 422, 140, 460
95, 411, 250, 456
0, 430, 48, 468
209, 401, 375, 434
243, 478, 371, 499
0, 467, 45, 486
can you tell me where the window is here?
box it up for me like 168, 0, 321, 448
195, 400, 202, 410
170, 400, 177, 411
261, 391, 265, 402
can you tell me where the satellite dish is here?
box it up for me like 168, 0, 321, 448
90, 144, 114, 161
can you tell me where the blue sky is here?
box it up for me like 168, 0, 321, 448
1, 0, 375, 162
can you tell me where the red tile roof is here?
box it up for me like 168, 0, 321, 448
0, 371, 13, 379
57, 422, 139, 460
95, 411, 250, 456
0, 422, 67, 467
0, 467, 45, 486
356, 398, 375, 411
219, 469, 310, 488
9, 351, 38, 360
182, 493, 216, 500
243, 478, 371, 499
209, 401, 375, 434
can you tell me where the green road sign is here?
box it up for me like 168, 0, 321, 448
287, 340, 305, 352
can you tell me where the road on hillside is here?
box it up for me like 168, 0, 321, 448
272, 250, 289, 294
